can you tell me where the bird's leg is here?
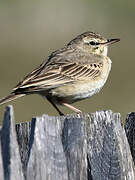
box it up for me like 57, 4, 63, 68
62, 103, 82, 114
46, 97, 64, 116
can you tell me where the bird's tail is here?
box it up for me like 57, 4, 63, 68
0, 94, 25, 106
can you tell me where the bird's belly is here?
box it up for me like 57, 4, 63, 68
50, 79, 107, 104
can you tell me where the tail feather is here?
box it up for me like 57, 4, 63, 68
0, 94, 25, 106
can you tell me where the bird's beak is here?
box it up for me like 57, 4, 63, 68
103, 38, 120, 46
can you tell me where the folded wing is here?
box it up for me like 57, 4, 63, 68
13, 50, 103, 94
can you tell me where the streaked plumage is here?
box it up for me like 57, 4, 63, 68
0, 32, 120, 115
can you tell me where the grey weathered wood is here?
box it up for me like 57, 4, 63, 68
15, 121, 31, 178
87, 111, 135, 180
27, 115, 87, 180
125, 112, 135, 165
61, 116, 87, 180
0, 106, 135, 180
27, 116, 69, 180
0, 106, 24, 180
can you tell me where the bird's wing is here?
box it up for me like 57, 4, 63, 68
13, 49, 103, 93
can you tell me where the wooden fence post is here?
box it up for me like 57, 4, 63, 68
0, 106, 135, 180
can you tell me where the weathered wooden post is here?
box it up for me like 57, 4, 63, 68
0, 106, 135, 180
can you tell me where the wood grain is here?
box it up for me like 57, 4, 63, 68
0, 106, 134, 180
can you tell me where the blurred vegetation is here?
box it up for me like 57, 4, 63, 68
0, 0, 135, 123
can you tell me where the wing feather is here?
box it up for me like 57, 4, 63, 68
61, 62, 102, 80
13, 48, 103, 93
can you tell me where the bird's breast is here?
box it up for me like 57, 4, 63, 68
50, 57, 112, 104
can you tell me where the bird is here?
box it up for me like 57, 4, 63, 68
0, 32, 120, 115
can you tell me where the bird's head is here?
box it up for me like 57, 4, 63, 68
68, 32, 120, 56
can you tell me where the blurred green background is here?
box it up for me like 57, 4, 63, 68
0, 0, 135, 123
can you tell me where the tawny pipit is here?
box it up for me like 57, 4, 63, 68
0, 32, 120, 115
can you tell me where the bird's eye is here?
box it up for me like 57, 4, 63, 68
89, 41, 99, 46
